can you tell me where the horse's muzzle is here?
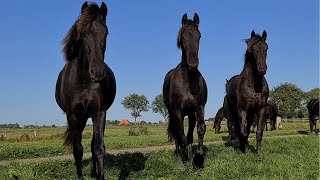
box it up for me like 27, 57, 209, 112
89, 67, 106, 82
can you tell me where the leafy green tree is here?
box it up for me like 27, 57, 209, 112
269, 83, 305, 118
151, 94, 169, 123
304, 88, 320, 103
121, 93, 149, 124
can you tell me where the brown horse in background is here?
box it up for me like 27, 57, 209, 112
163, 13, 207, 168
252, 102, 278, 132
225, 30, 269, 153
307, 98, 319, 133
213, 107, 227, 134
55, 2, 116, 179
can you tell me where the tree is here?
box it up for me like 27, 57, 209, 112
304, 88, 320, 103
151, 94, 169, 123
121, 93, 149, 124
269, 83, 305, 118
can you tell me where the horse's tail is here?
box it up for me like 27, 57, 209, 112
167, 116, 176, 142
63, 125, 74, 147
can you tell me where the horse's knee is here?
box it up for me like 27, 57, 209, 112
197, 122, 206, 137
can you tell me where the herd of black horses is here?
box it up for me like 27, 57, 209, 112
54, 2, 319, 179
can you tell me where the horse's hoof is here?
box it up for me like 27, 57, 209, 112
192, 153, 204, 169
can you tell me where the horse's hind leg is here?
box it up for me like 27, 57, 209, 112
66, 114, 86, 180
187, 112, 197, 160
309, 115, 316, 133
193, 106, 206, 169
92, 111, 106, 180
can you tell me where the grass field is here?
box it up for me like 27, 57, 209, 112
0, 135, 318, 179
0, 122, 317, 161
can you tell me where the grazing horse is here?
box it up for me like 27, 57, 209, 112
55, 2, 116, 179
163, 13, 207, 168
213, 107, 227, 134
225, 30, 269, 153
307, 98, 319, 133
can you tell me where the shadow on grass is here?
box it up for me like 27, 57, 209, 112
84, 152, 147, 180
224, 140, 257, 153
297, 130, 309, 135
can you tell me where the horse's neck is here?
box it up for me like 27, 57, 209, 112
241, 52, 264, 93
74, 51, 90, 81
180, 50, 200, 94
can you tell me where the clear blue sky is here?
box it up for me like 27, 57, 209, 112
0, 1, 318, 126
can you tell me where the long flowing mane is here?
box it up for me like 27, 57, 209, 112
62, 3, 101, 61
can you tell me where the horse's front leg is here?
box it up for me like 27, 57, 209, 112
256, 107, 267, 153
67, 114, 86, 180
193, 106, 206, 169
92, 111, 106, 180
187, 112, 197, 160
238, 108, 248, 153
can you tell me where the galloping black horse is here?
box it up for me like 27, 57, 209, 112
307, 98, 319, 133
163, 13, 207, 168
55, 2, 116, 179
213, 107, 227, 134
225, 30, 269, 153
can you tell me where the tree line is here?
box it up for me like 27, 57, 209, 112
121, 83, 319, 122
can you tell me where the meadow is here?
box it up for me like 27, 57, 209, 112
0, 121, 319, 179
0, 122, 316, 161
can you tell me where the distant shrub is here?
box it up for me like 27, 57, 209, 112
128, 126, 150, 136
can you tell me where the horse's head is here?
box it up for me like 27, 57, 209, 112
63, 2, 108, 82
246, 30, 268, 75
177, 13, 201, 70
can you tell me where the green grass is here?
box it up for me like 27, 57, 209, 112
0, 122, 316, 161
0, 135, 318, 179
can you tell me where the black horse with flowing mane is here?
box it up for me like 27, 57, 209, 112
55, 2, 116, 179
307, 98, 319, 133
225, 30, 269, 153
213, 107, 227, 134
163, 13, 207, 168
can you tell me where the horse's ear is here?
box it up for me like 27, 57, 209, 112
81, 2, 88, 14
100, 2, 108, 19
182, 13, 188, 25
251, 30, 255, 38
262, 30, 267, 40
193, 13, 200, 26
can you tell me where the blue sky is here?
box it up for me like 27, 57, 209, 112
0, 1, 318, 126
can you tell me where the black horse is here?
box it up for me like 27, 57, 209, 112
252, 102, 278, 131
307, 98, 319, 133
55, 2, 116, 179
213, 107, 227, 134
163, 13, 207, 168
225, 30, 269, 153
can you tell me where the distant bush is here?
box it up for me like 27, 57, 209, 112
128, 126, 150, 136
